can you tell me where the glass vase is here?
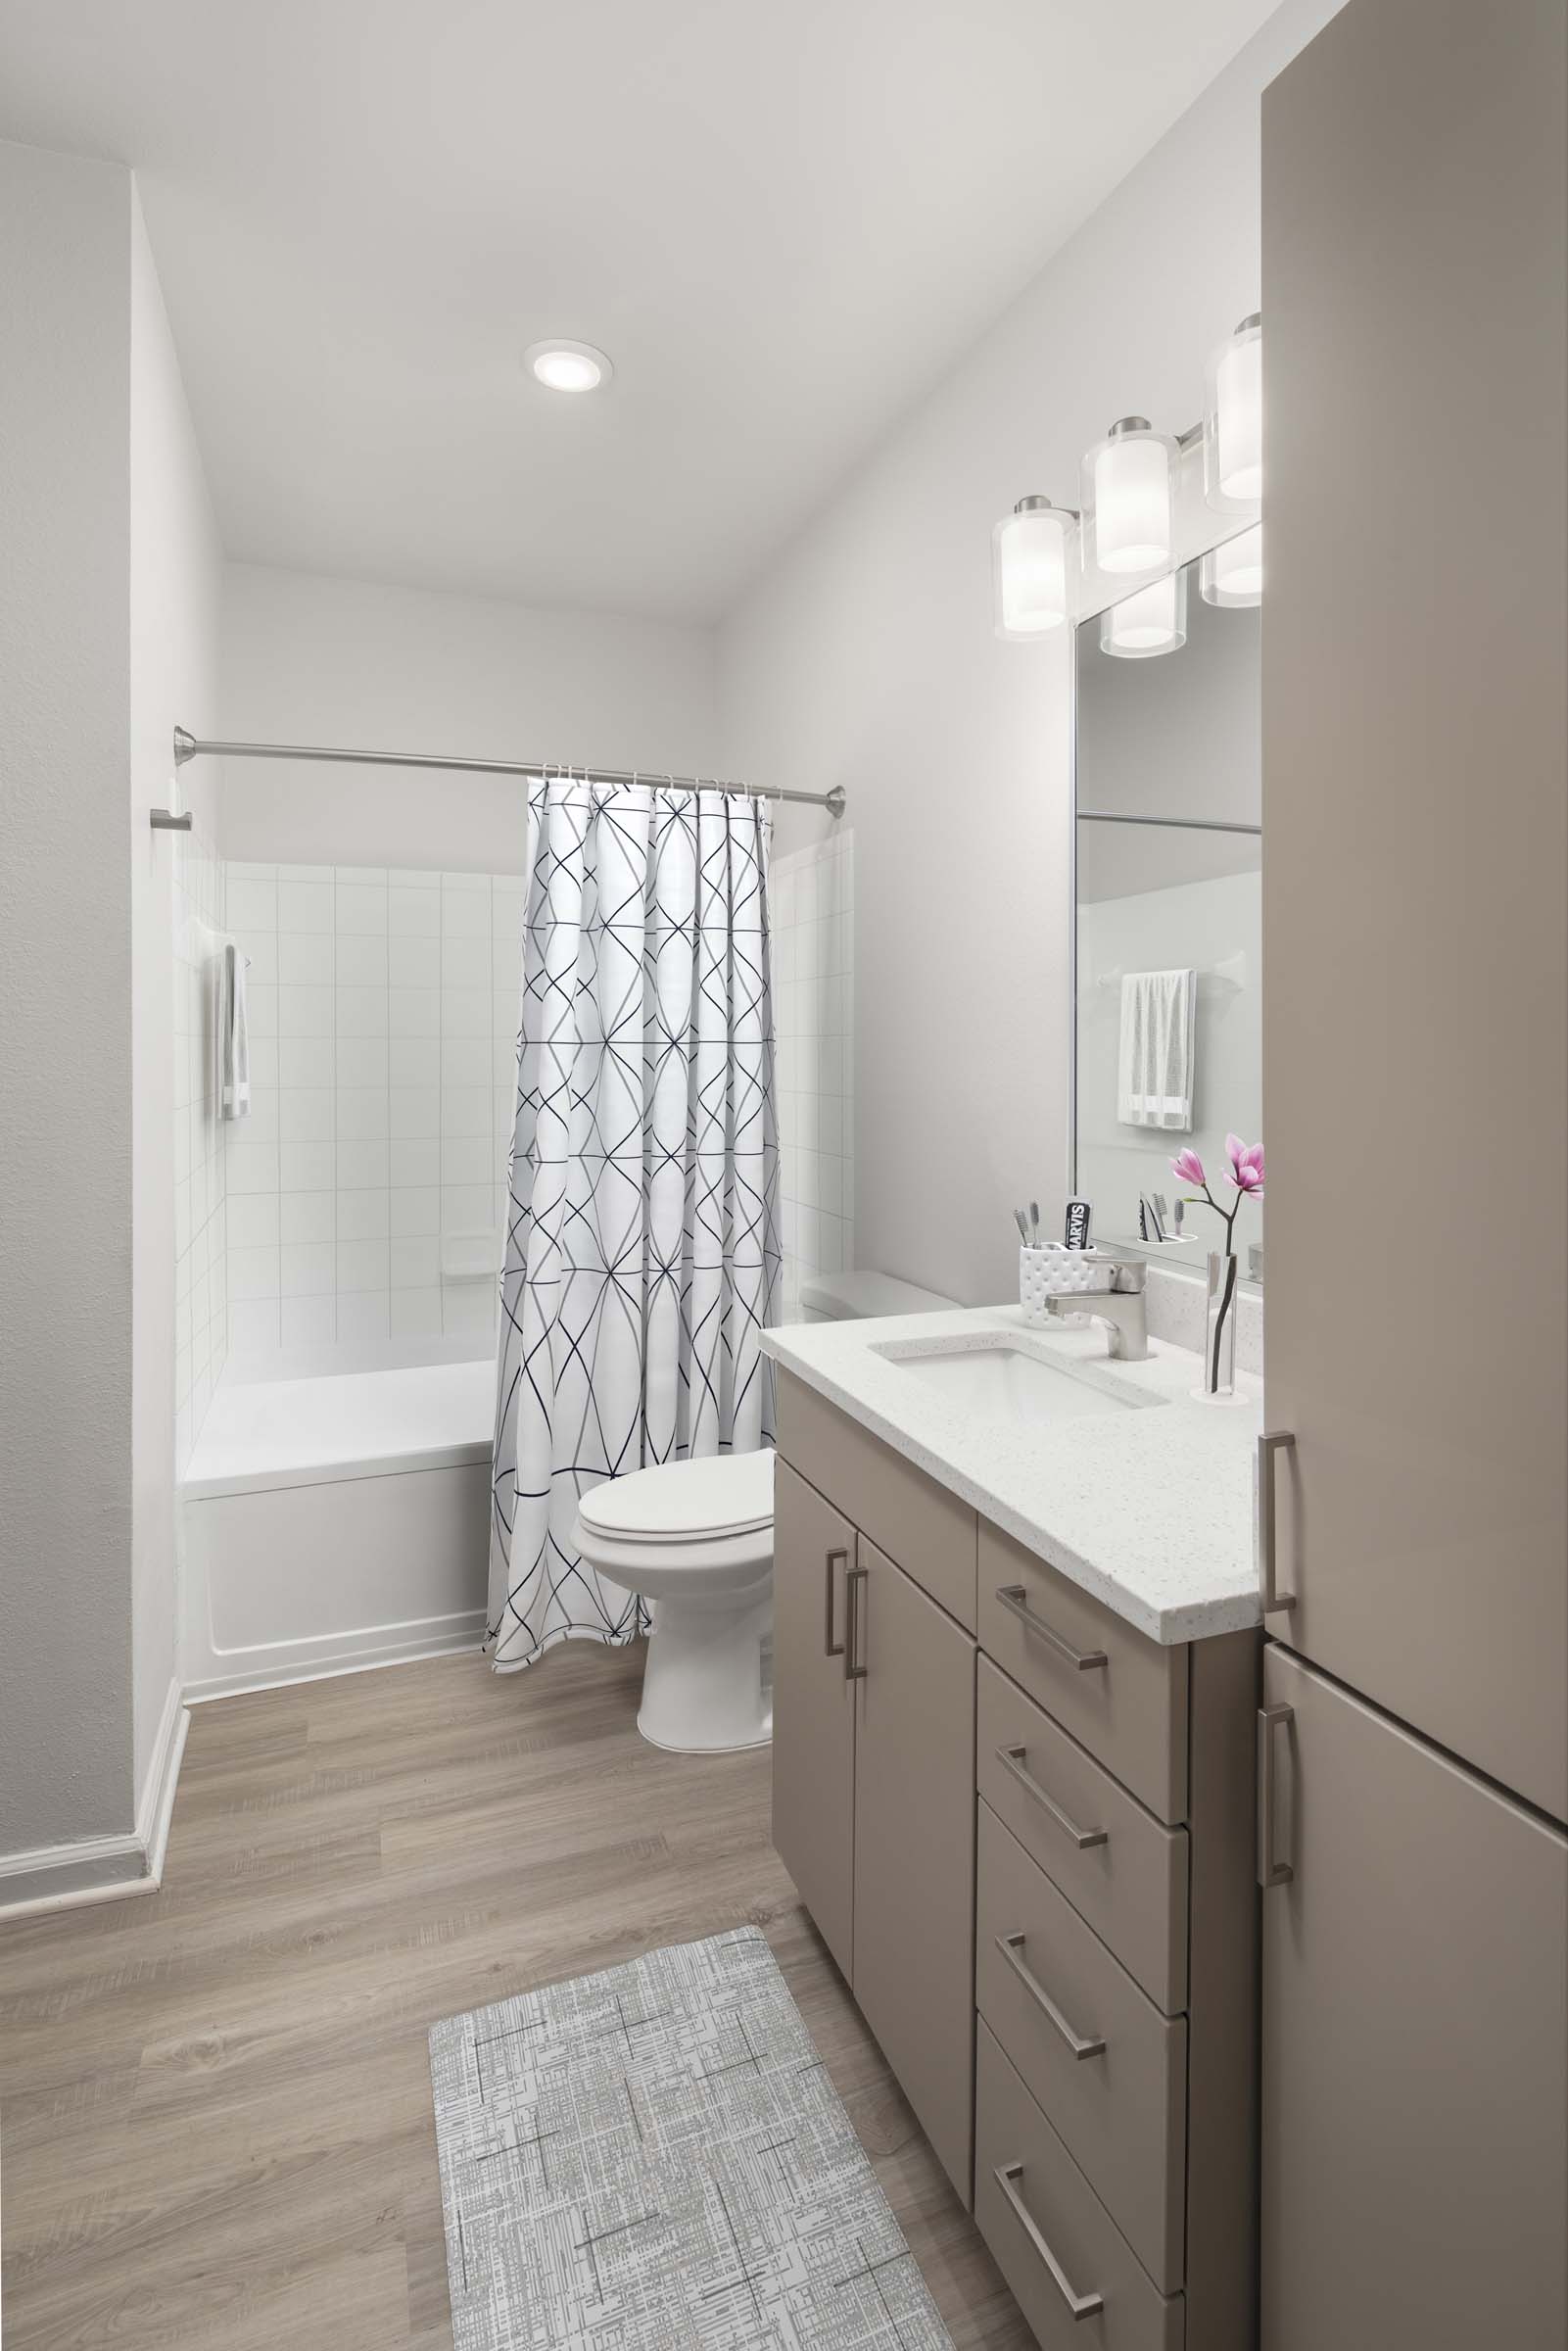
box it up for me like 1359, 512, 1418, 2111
1198, 1249, 1239, 1400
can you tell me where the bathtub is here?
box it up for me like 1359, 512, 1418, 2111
180, 1357, 494, 1699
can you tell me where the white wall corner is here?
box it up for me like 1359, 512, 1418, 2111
0, 1676, 189, 1923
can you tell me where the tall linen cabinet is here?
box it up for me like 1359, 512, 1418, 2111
1259, 3, 1568, 2346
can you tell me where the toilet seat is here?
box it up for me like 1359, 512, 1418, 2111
577, 1449, 774, 1546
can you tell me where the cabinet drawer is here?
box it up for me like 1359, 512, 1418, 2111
977, 1657, 1189, 2014
777, 1370, 977, 1629
978, 1523, 1188, 1821
975, 2021, 1184, 2351
977, 1802, 1187, 2292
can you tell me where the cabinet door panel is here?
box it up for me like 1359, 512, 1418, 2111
771, 1461, 856, 1978
1261, 0, 1567, 1818
1260, 1645, 1568, 2351
852, 1536, 976, 2203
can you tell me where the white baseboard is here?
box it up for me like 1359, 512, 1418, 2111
138, 1674, 191, 1884
0, 1677, 190, 1924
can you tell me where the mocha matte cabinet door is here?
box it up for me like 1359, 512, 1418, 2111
852, 1535, 976, 2201
772, 1460, 857, 1978
1259, 1645, 1568, 2351
1261, 0, 1568, 1819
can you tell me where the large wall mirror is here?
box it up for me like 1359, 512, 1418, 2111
1072, 544, 1262, 1282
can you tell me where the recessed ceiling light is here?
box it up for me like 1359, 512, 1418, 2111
524, 340, 613, 393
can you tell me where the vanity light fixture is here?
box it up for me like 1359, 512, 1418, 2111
1081, 417, 1177, 576
1204, 313, 1263, 507
993, 495, 1074, 638
524, 339, 614, 392
1200, 522, 1263, 607
1100, 570, 1188, 658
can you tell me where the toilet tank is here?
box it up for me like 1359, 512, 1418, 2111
798, 1269, 955, 1323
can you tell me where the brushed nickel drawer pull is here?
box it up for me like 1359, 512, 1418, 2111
995, 1745, 1108, 1850
995, 1585, 1109, 1671
1258, 1430, 1298, 1611
844, 1563, 869, 1683
824, 1548, 847, 1658
992, 2163, 1105, 2321
1257, 1703, 1295, 1889
995, 1933, 1106, 2060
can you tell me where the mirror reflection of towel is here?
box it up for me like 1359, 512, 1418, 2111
1117, 968, 1195, 1129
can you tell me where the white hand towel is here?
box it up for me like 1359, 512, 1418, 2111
222, 941, 251, 1120
1117, 968, 1196, 1130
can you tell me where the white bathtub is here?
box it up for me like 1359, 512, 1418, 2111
180, 1358, 494, 1699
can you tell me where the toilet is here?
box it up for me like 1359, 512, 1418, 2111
574, 1268, 955, 1753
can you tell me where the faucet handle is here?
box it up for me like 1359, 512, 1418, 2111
1104, 1259, 1147, 1294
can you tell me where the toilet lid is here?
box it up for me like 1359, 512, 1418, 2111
578, 1449, 775, 1543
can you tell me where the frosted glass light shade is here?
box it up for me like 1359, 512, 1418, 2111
1200, 523, 1263, 607
1100, 570, 1188, 658
1081, 418, 1176, 577
993, 497, 1072, 638
1205, 314, 1262, 509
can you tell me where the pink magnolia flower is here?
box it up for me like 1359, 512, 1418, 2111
1226, 1133, 1265, 1194
1171, 1147, 1207, 1188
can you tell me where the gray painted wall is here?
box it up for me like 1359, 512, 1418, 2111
717, 0, 1343, 1307
0, 139, 136, 1852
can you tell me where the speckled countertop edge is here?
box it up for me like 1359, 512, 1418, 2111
761, 1306, 1263, 1645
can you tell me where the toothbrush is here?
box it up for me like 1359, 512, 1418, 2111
1014, 1207, 1030, 1246
1028, 1201, 1041, 1248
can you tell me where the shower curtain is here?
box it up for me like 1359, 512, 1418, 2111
487, 775, 781, 1670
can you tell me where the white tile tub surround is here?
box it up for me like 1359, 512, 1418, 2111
172, 823, 229, 1469
771, 830, 854, 1321
223, 862, 523, 1366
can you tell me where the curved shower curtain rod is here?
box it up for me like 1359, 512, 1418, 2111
148, 728, 846, 831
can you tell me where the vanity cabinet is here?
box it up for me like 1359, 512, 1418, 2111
852, 1535, 977, 2194
773, 1368, 1259, 2350
772, 1460, 858, 1977
1259, 1646, 1568, 2351
773, 1381, 978, 2200
1261, 0, 1567, 1826
1259, 5, 1567, 2341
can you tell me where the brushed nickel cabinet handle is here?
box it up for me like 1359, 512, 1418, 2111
995, 1746, 1109, 1850
824, 1547, 847, 1658
844, 1563, 868, 1683
995, 1585, 1109, 1671
995, 1933, 1106, 2060
1258, 1429, 1298, 1611
1257, 1703, 1295, 1889
992, 2163, 1105, 2321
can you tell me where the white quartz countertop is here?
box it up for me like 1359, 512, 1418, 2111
761, 1307, 1263, 1645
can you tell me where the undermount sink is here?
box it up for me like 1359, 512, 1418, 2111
873, 1338, 1146, 1423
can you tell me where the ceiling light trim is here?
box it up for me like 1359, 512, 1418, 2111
524, 339, 614, 393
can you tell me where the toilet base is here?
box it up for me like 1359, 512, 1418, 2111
636, 1589, 773, 1754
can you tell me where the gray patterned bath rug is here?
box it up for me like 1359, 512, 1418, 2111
428, 1925, 956, 2349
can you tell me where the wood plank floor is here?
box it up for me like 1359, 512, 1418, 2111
0, 1646, 1031, 2349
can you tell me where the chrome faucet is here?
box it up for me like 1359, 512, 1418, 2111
1045, 1260, 1150, 1362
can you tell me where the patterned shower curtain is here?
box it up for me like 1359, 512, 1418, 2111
487, 775, 781, 1670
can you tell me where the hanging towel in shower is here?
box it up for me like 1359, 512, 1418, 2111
221, 941, 250, 1120
1117, 968, 1196, 1129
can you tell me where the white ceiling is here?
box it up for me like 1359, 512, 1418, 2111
0, 1, 1279, 621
